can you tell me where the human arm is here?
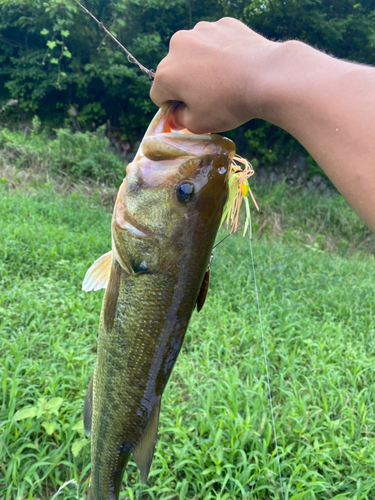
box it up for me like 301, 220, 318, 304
150, 18, 375, 233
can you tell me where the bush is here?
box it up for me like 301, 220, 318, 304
0, 122, 125, 185
1, 0, 374, 144
50, 126, 124, 182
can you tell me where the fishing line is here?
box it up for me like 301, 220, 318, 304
212, 223, 245, 251
248, 232, 284, 500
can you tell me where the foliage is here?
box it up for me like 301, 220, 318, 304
0, 0, 171, 138
50, 127, 124, 182
1, 0, 374, 165
0, 121, 125, 184
242, 0, 375, 63
1, 185, 375, 498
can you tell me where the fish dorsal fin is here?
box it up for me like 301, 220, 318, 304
133, 399, 161, 484
103, 260, 122, 332
196, 268, 210, 313
83, 373, 94, 436
82, 251, 112, 292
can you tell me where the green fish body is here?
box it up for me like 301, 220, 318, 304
83, 102, 235, 499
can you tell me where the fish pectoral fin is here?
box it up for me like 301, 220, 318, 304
132, 399, 161, 484
83, 374, 94, 436
196, 268, 210, 313
82, 250, 112, 292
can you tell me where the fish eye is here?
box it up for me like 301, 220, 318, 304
176, 182, 194, 203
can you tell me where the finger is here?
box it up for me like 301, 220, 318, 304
169, 29, 190, 50
151, 31, 190, 107
168, 104, 184, 130
150, 71, 172, 108
150, 61, 187, 108
192, 20, 213, 32
174, 105, 212, 135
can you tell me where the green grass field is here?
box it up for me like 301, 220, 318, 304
1, 185, 375, 500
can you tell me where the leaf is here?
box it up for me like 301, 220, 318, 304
47, 41, 57, 50
72, 439, 89, 457
40, 28, 49, 35
289, 493, 311, 500
61, 30, 70, 37
63, 49, 72, 58
36, 406, 45, 418
42, 421, 57, 435
50, 58, 59, 64
72, 421, 84, 431
14, 407, 38, 421
46, 397, 63, 412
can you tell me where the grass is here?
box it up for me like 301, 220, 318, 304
249, 181, 375, 255
1, 183, 375, 500
0, 121, 125, 187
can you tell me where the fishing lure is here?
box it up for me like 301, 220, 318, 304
221, 154, 259, 235
197, 154, 258, 314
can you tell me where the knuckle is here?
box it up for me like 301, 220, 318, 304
149, 84, 160, 105
153, 59, 173, 85
155, 58, 167, 76
194, 21, 211, 30
217, 16, 235, 23
216, 17, 239, 28
169, 29, 189, 48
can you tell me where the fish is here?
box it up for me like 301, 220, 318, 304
82, 101, 235, 500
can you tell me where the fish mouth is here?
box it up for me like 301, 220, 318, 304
140, 101, 235, 159
114, 102, 236, 240
128, 101, 235, 187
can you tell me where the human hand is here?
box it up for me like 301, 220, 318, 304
150, 17, 278, 134
152, 18, 375, 235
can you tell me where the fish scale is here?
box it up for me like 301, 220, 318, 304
92, 264, 205, 498
92, 274, 174, 497
82, 101, 235, 499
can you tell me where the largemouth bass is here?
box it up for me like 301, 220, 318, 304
82, 101, 235, 499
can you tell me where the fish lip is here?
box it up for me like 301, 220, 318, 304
132, 101, 179, 161
151, 101, 181, 137
126, 102, 235, 190
134, 101, 235, 161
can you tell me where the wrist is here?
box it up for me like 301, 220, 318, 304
238, 39, 284, 123
251, 40, 306, 124
253, 40, 347, 132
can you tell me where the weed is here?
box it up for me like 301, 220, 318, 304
0, 125, 125, 186
1, 188, 374, 499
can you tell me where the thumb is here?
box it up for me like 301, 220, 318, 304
172, 104, 210, 134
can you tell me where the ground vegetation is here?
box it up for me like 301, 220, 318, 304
1, 153, 375, 498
